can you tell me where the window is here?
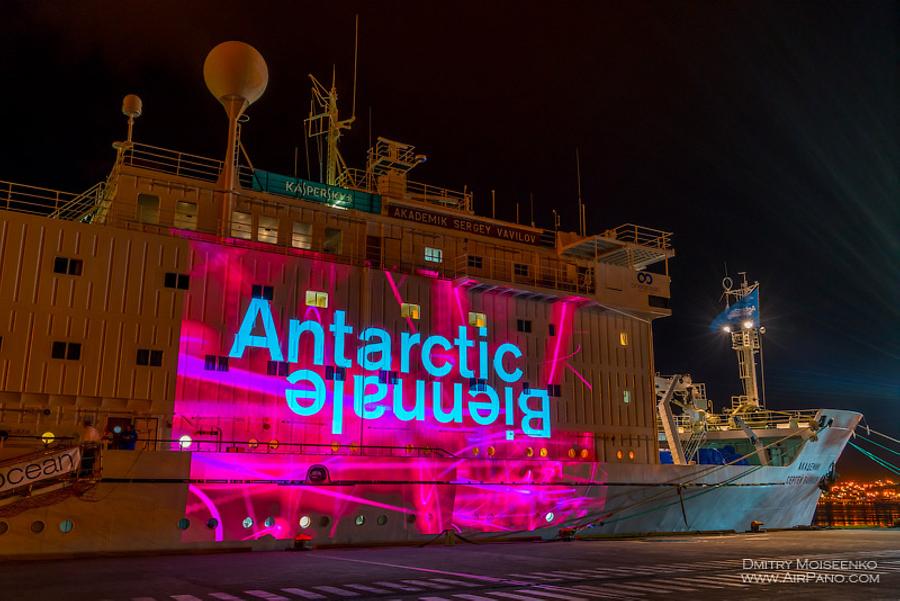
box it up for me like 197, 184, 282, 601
137, 193, 160, 224
204, 355, 229, 371
305, 290, 328, 308
251, 285, 274, 301
468, 312, 487, 328
424, 247, 443, 263
0, 336, 3, 352
257, 215, 278, 244
267, 361, 289, 376
230, 210, 252, 240
378, 370, 399, 385
514, 263, 529, 277
623, 389, 632, 404
323, 228, 342, 254
619, 332, 629, 346
548, 384, 562, 397
292, 222, 312, 250
516, 319, 532, 333
467, 255, 483, 269
174, 201, 197, 230
548, 324, 556, 336
325, 366, 346, 381
649, 295, 670, 309
164, 272, 190, 290
136, 349, 163, 366
469, 378, 488, 392
51, 341, 81, 361
400, 303, 421, 320
53, 256, 83, 276
522, 382, 531, 393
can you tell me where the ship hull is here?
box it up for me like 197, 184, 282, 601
0, 409, 860, 557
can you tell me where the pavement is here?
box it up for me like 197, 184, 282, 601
2, 529, 898, 601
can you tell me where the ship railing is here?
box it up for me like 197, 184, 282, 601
603, 223, 673, 250
119, 142, 257, 185
338, 167, 473, 213
145, 438, 456, 458
452, 253, 595, 296
0, 179, 94, 218
48, 181, 107, 221
658, 408, 820, 433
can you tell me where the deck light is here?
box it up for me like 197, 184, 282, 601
742, 320, 754, 329
178, 434, 192, 449
722, 326, 732, 333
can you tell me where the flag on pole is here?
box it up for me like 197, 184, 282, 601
710, 288, 759, 331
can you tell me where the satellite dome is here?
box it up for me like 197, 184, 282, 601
203, 41, 268, 106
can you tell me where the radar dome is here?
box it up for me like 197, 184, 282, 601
203, 41, 268, 106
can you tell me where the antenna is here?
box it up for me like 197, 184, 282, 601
575, 148, 585, 236
529, 192, 535, 227
351, 14, 359, 121
491, 189, 496, 219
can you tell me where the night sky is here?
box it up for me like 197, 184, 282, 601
2, 1, 897, 477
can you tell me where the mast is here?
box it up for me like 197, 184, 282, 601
721, 272, 763, 410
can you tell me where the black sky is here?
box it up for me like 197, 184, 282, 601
2, 1, 898, 477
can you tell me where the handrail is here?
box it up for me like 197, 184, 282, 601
658, 408, 819, 433
148, 437, 458, 458
604, 223, 673, 250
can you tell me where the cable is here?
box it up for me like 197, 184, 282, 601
854, 433, 900, 457
848, 442, 900, 476
867, 427, 900, 445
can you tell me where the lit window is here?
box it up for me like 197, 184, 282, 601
514, 263, 529, 277
323, 228, 342, 254
545, 512, 555, 523
623, 389, 632, 404
257, 215, 279, 244
628, 450, 636, 461
230, 210, 252, 240
264, 516, 275, 527
174, 201, 197, 230
137, 193, 160, 224
424, 247, 443, 263
468, 312, 487, 328
305, 290, 328, 308
299, 515, 311, 529
616, 449, 624, 460
242, 517, 254, 529
619, 332, 629, 346
292, 222, 312, 249
401, 303, 421, 320
355, 515, 365, 526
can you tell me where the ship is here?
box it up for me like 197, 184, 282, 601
0, 42, 860, 557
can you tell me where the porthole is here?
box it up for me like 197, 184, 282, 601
206, 518, 219, 529
616, 449, 624, 461
299, 515, 311, 529
177, 518, 190, 530
545, 512, 555, 523
355, 515, 365, 526
331, 442, 340, 452
319, 515, 331, 528
487, 446, 496, 457
268, 439, 279, 451
377, 514, 388, 526
0, 521, 8, 535
41, 431, 55, 444
539, 448, 548, 458
31, 520, 45, 534
628, 450, 636, 461
568, 448, 576, 458
59, 519, 74, 534
580, 449, 589, 459
178, 434, 192, 449
406, 514, 417, 524
248, 438, 259, 449
264, 516, 275, 527
525, 447, 534, 457
472, 447, 480, 456
242, 517, 254, 529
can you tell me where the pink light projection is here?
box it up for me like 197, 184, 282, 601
172, 238, 609, 544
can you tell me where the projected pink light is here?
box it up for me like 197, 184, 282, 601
172, 240, 610, 544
